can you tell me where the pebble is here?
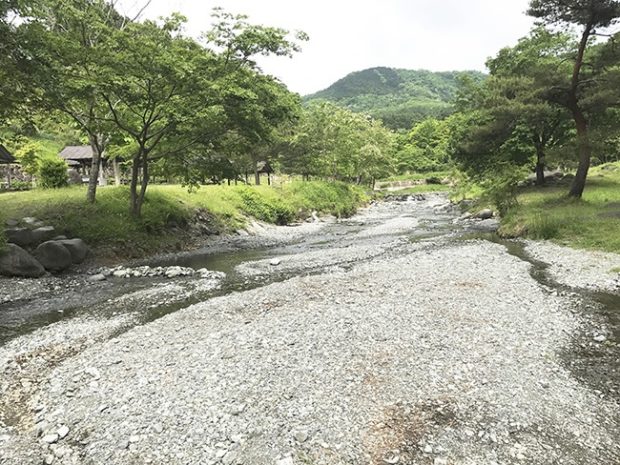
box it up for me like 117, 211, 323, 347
293, 429, 309, 443
231, 404, 246, 415
593, 334, 607, 343
42, 433, 59, 444
383, 450, 400, 464
88, 274, 107, 282
57, 426, 69, 439
85, 367, 101, 380
276, 457, 294, 465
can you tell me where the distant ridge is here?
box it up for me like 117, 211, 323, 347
304, 67, 485, 130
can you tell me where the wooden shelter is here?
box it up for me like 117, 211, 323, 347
0, 144, 18, 189
0, 144, 15, 164
59, 146, 93, 174
255, 160, 274, 185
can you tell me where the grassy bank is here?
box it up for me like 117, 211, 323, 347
0, 181, 367, 259
500, 163, 620, 254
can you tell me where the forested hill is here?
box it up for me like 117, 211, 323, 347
304, 67, 486, 130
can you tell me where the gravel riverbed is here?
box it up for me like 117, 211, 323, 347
1, 195, 619, 465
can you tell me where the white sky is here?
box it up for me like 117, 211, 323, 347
118, 0, 536, 95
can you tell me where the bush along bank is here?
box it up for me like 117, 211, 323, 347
0, 181, 368, 265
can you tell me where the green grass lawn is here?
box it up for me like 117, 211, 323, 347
500, 162, 620, 254
0, 181, 368, 259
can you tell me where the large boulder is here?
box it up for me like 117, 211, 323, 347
33, 241, 73, 272
0, 244, 46, 278
58, 238, 89, 264
32, 226, 56, 245
5, 228, 36, 247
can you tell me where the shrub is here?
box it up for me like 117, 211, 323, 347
238, 188, 295, 225
10, 180, 31, 191
38, 158, 69, 189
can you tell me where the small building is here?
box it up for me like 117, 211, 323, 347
0, 144, 18, 189
0, 144, 16, 164
58, 145, 123, 185
255, 160, 274, 185
59, 146, 93, 174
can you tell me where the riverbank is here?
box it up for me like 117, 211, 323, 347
0, 182, 367, 262
499, 162, 620, 253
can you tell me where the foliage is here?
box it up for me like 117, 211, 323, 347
279, 101, 395, 183
14, 142, 42, 176
304, 67, 486, 130
38, 158, 68, 188
527, 0, 620, 197
395, 118, 452, 172
237, 187, 295, 225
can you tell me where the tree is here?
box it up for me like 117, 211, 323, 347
395, 118, 451, 173
99, 10, 306, 216
528, 0, 620, 197
280, 101, 395, 184
20, 0, 126, 202
488, 28, 575, 184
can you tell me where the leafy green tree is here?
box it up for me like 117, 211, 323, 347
280, 101, 395, 184
0, 0, 22, 124
396, 118, 451, 173
98, 10, 305, 216
487, 28, 575, 184
20, 0, 125, 202
528, 0, 620, 196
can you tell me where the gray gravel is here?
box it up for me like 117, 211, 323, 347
525, 240, 620, 293
1, 196, 619, 464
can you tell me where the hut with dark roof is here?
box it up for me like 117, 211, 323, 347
0, 144, 18, 189
59, 146, 93, 173
0, 144, 16, 164
255, 160, 274, 185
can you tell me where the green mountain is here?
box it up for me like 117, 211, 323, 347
304, 67, 486, 130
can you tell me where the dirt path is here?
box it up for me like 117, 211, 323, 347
1, 195, 619, 465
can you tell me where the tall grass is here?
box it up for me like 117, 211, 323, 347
500, 163, 620, 253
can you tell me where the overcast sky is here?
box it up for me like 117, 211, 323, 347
118, 0, 536, 95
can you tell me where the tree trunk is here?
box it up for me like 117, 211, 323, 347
113, 158, 121, 186
129, 154, 141, 217
87, 137, 103, 203
567, 23, 592, 198
134, 153, 149, 217
568, 108, 590, 198
254, 167, 260, 185
535, 146, 545, 186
